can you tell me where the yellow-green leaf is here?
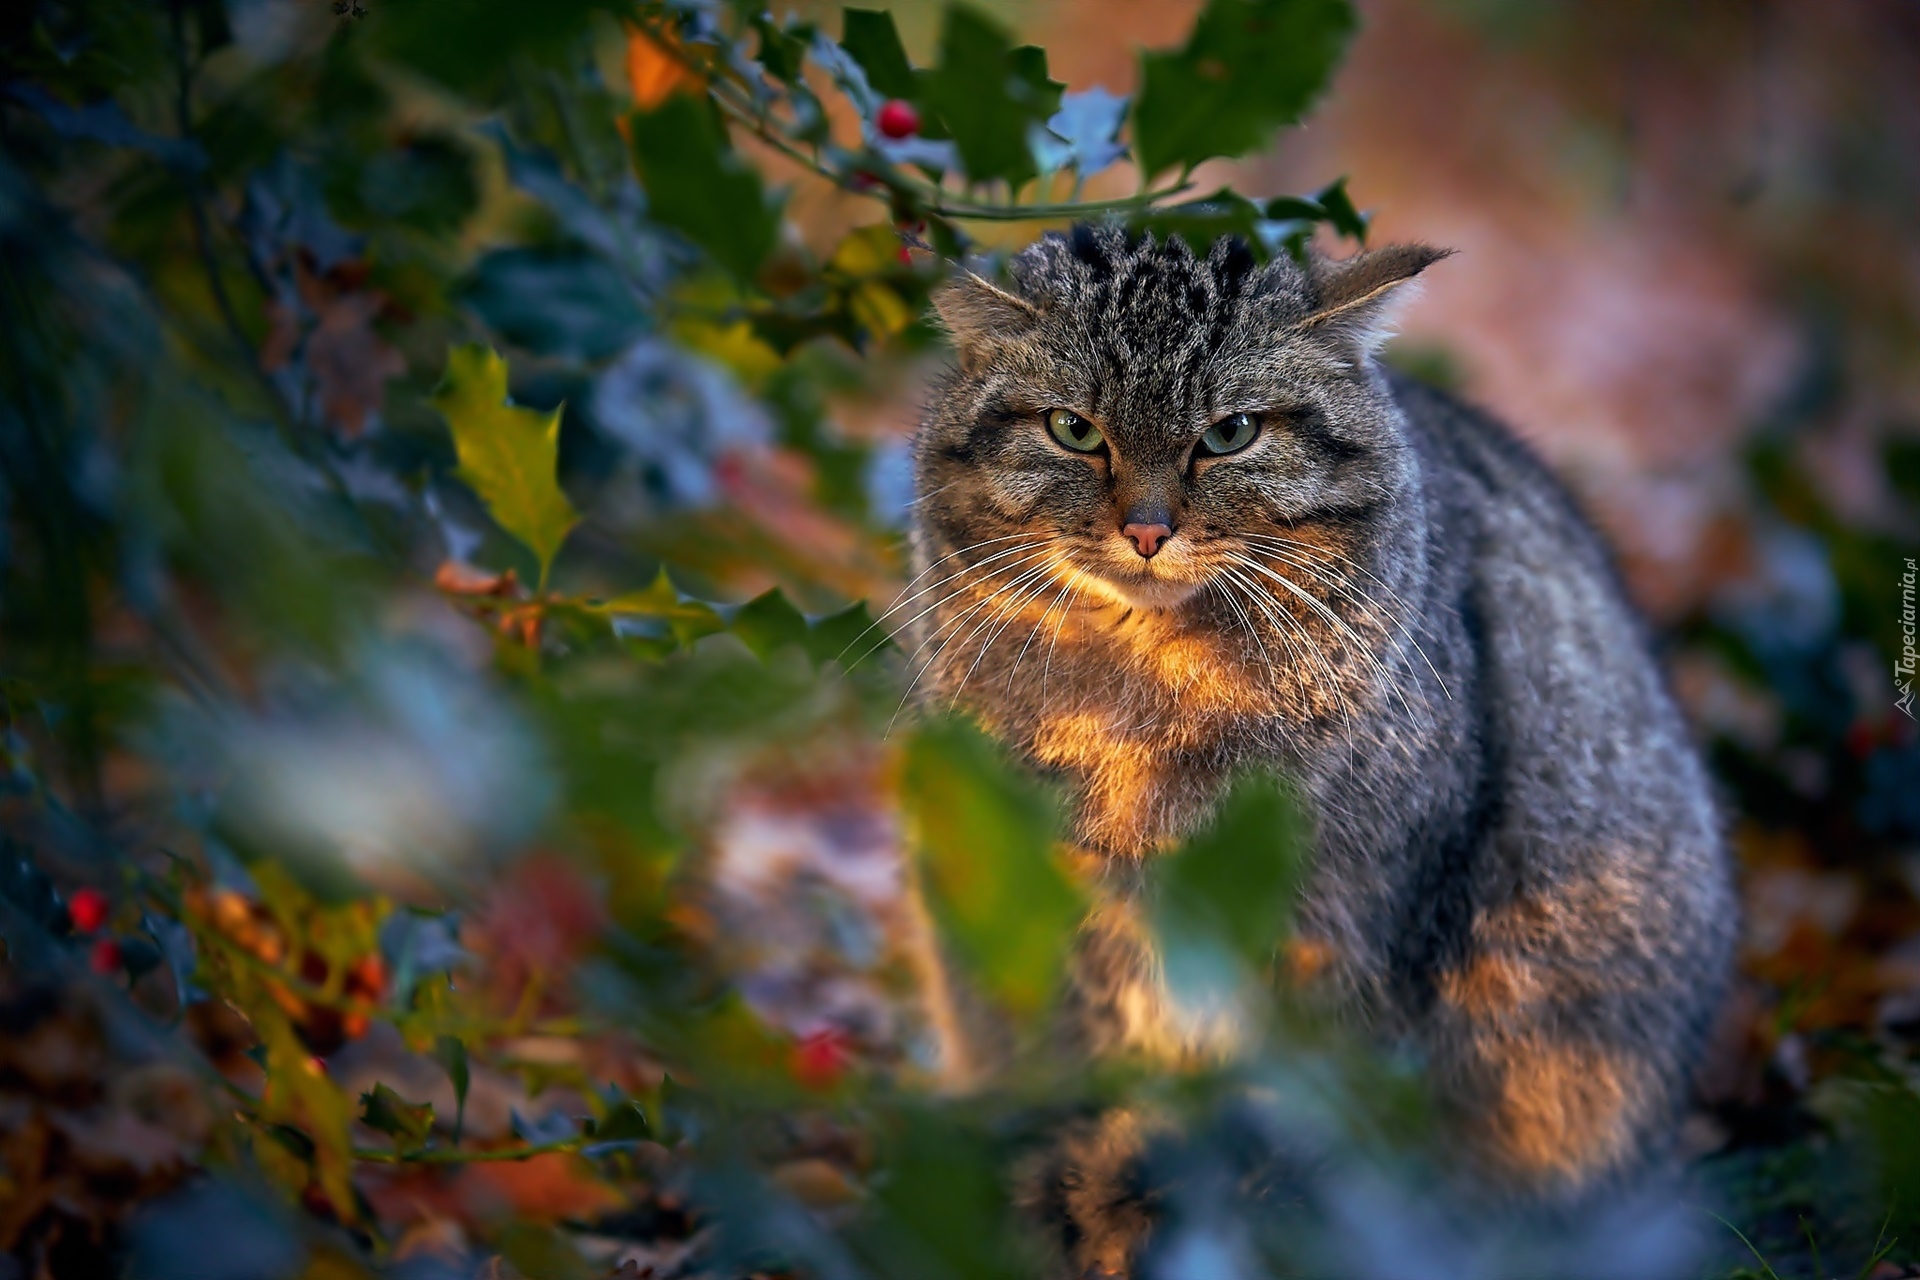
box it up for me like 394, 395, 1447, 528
584, 569, 725, 647
828, 223, 901, 276
849, 280, 912, 340
432, 345, 580, 587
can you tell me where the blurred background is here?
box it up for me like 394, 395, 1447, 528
2, 1, 1917, 1277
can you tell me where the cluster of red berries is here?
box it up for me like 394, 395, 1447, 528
789, 1027, 853, 1090
185, 886, 388, 1054
66, 887, 121, 975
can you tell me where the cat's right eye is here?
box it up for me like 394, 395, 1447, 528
1198, 411, 1260, 456
1045, 408, 1105, 453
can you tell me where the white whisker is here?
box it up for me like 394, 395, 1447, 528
1216, 563, 1359, 775
947, 564, 1066, 711
888, 553, 1065, 736
1242, 534, 1451, 700
1229, 552, 1421, 726
837, 534, 1042, 666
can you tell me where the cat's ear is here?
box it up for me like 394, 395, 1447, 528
933, 270, 1041, 373
1300, 243, 1452, 361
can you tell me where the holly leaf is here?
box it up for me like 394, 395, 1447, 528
1008, 45, 1066, 117
630, 93, 781, 283
1150, 775, 1305, 969
806, 599, 882, 668
840, 8, 916, 101
432, 345, 580, 588
901, 719, 1081, 1021
370, 0, 600, 93
752, 15, 816, 85
360, 1083, 435, 1153
1136, 188, 1267, 258
730, 588, 810, 660
590, 1099, 649, 1143
1265, 177, 1370, 243
850, 1108, 1038, 1278
919, 7, 1058, 186
254, 1006, 357, 1218
585, 570, 726, 649
1309, 176, 1369, 242
1134, 0, 1357, 178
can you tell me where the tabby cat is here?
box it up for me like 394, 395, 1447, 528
905, 225, 1736, 1274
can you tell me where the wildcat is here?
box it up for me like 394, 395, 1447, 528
904, 225, 1736, 1274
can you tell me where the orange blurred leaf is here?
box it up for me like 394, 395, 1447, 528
626, 26, 704, 109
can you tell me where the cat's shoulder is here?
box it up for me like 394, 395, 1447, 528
1384, 371, 1608, 548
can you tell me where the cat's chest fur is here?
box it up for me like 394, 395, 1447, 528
938, 599, 1300, 854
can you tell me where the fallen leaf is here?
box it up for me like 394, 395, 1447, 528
462, 1152, 626, 1224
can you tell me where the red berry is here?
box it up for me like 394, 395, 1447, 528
88, 937, 122, 975
790, 1029, 852, 1090
875, 99, 919, 140
68, 887, 110, 933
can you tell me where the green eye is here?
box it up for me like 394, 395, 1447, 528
1046, 408, 1105, 453
1199, 412, 1259, 456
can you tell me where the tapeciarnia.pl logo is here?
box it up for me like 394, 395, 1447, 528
1899, 556, 1917, 720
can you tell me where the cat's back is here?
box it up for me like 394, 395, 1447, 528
1387, 371, 1621, 586
1386, 367, 1733, 1040
1386, 371, 1679, 717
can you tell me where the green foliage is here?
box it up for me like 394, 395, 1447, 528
901, 719, 1083, 1022
630, 93, 782, 282
592, 1099, 650, 1142
432, 344, 581, 589
841, 9, 918, 101
1150, 776, 1306, 971
850, 1108, 1042, 1279
369, 0, 604, 91
730, 588, 812, 659
361, 1082, 436, 1153
920, 7, 1062, 187
1137, 188, 1267, 258
1269, 176, 1371, 242
0, 0, 1488, 1274
433, 1035, 470, 1144
1135, 0, 1359, 178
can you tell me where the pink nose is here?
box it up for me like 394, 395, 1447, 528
1122, 522, 1173, 558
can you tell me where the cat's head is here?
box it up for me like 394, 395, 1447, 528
913, 226, 1447, 612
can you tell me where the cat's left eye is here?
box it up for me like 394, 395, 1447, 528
1046, 408, 1106, 453
1198, 412, 1260, 456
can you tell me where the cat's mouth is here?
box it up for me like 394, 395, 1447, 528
1067, 538, 1211, 611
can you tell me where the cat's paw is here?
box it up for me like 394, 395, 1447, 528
1017, 1109, 1165, 1280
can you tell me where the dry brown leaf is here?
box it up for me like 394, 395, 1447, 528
461, 1152, 626, 1224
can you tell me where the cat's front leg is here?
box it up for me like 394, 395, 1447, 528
1016, 1108, 1166, 1280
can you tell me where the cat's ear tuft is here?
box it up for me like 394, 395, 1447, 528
1301, 243, 1452, 360
933, 270, 1041, 373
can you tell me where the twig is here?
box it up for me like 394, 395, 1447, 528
631, 12, 1194, 226
351, 1137, 587, 1165
188, 919, 596, 1040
